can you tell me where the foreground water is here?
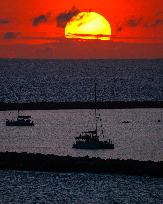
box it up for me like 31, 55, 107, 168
0, 109, 162, 161
0, 170, 162, 204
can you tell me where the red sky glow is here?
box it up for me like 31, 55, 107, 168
0, 0, 163, 59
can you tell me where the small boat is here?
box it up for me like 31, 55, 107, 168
122, 121, 130, 124
6, 111, 34, 126
73, 83, 114, 150
6, 88, 34, 126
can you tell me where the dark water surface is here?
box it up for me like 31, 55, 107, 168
0, 59, 163, 102
0, 59, 163, 203
0, 170, 163, 204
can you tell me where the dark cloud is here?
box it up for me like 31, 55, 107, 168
65, 33, 111, 40
144, 18, 163, 28
116, 17, 143, 31
112, 36, 163, 40
117, 26, 123, 32
155, 11, 163, 17
0, 19, 10, 24
32, 14, 50, 26
117, 15, 163, 31
23, 36, 61, 41
56, 7, 80, 28
3, 32, 20, 39
151, 19, 163, 27
126, 17, 143, 27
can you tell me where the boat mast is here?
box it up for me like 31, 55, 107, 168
95, 82, 97, 134
18, 86, 22, 117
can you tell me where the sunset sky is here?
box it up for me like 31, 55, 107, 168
0, 0, 163, 59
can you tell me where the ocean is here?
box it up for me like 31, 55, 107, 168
0, 59, 163, 203
0, 170, 163, 204
0, 59, 163, 102
0, 109, 163, 161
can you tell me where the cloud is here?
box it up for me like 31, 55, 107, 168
66, 33, 111, 38
126, 17, 143, 27
112, 36, 163, 41
56, 7, 80, 28
23, 36, 62, 41
145, 18, 163, 28
9, 34, 163, 44
32, 13, 50, 26
3, 32, 20, 39
0, 19, 10, 24
152, 19, 163, 26
155, 11, 163, 17
115, 17, 143, 33
116, 15, 163, 31
117, 26, 123, 32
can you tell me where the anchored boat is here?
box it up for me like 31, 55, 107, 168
6, 111, 34, 126
72, 130, 114, 149
73, 83, 114, 149
6, 87, 34, 127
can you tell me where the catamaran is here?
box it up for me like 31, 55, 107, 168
72, 83, 114, 149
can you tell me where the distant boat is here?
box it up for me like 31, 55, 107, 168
6, 111, 34, 126
72, 83, 114, 150
6, 88, 34, 126
122, 121, 130, 124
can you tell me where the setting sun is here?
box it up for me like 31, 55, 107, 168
65, 12, 111, 40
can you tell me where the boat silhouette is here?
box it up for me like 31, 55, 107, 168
73, 83, 114, 149
6, 88, 34, 126
6, 110, 34, 126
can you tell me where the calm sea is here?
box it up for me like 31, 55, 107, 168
0, 109, 163, 161
0, 59, 163, 203
0, 59, 163, 102
0, 170, 163, 204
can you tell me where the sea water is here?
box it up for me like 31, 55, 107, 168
0, 59, 163, 102
0, 109, 163, 161
0, 170, 163, 204
0, 59, 163, 203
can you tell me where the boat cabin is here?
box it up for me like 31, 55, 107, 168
75, 130, 99, 141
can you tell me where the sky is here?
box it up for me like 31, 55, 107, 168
0, 0, 163, 59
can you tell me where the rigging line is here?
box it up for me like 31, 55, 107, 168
94, 82, 98, 134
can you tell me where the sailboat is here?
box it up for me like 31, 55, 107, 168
6, 88, 34, 126
72, 83, 114, 149
6, 111, 34, 126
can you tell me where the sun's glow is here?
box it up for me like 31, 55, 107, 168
65, 12, 111, 41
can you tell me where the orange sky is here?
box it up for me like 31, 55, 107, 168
0, 0, 163, 59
